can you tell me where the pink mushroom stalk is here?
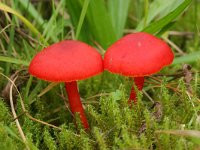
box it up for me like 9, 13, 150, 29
29, 40, 103, 129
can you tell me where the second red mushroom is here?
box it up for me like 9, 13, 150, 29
104, 32, 174, 104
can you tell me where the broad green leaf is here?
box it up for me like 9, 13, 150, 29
86, 0, 117, 48
107, 0, 130, 39
66, 0, 117, 49
137, 0, 184, 30
142, 0, 192, 34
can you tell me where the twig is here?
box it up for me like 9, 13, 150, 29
56, 92, 74, 117
1, 73, 83, 139
150, 85, 181, 93
168, 31, 199, 37
0, 73, 62, 131
183, 64, 193, 94
153, 72, 183, 77
0, 23, 17, 56
148, 76, 162, 83
38, 82, 59, 97
0, 23, 13, 34
93, 41, 106, 55
162, 37, 185, 55
9, 77, 30, 150
12, 111, 27, 121
142, 90, 154, 103
15, 28, 44, 47
26, 113, 62, 130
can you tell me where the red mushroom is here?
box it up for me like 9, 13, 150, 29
104, 32, 174, 104
29, 40, 103, 129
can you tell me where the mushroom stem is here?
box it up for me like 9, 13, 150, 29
128, 77, 145, 104
65, 81, 89, 129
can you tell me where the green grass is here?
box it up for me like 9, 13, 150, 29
0, 0, 200, 149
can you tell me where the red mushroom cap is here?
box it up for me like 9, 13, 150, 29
29, 40, 103, 82
104, 32, 174, 77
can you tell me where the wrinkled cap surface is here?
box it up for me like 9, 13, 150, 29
29, 40, 103, 82
104, 32, 174, 77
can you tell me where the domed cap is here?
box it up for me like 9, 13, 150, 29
104, 32, 174, 77
29, 40, 103, 82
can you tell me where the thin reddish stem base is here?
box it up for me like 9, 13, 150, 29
128, 77, 145, 104
65, 81, 89, 129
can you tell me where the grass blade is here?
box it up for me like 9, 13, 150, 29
0, 2, 44, 42
86, 0, 117, 48
136, 0, 184, 31
173, 51, 200, 65
75, 0, 90, 40
142, 0, 192, 34
66, 0, 93, 43
66, 0, 117, 48
0, 56, 29, 66
42, 0, 65, 43
107, 0, 130, 38
18, 0, 44, 25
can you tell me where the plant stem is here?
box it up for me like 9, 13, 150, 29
65, 81, 89, 129
128, 77, 145, 104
